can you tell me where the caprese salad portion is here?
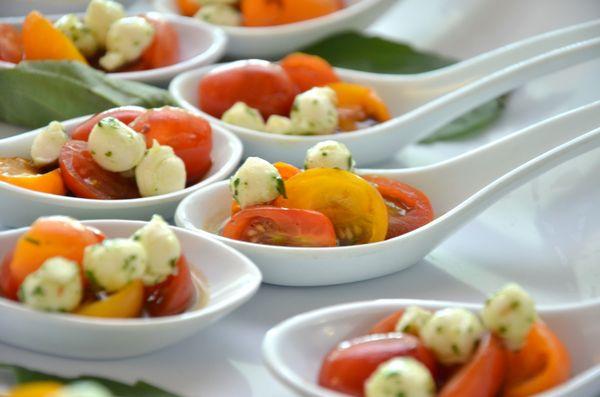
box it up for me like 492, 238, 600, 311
319, 284, 571, 397
176, 0, 344, 27
199, 53, 391, 135
0, 215, 199, 318
0, 106, 212, 199
220, 140, 432, 247
0, 0, 179, 72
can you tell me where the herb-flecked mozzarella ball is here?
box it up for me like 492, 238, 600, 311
421, 308, 484, 365
132, 215, 181, 285
30, 121, 69, 166
194, 4, 242, 26
88, 117, 146, 172
365, 357, 436, 397
99, 16, 155, 71
265, 115, 293, 134
221, 102, 266, 131
395, 306, 432, 336
53, 381, 114, 397
54, 14, 99, 57
83, 238, 147, 292
304, 140, 355, 171
84, 0, 125, 47
135, 141, 187, 197
481, 283, 537, 350
290, 87, 338, 134
230, 157, 285, 208
19, 257, 82, 312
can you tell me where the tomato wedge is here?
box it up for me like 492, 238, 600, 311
70, 106, 145, 141
59, 140, 139, 199
439, 333, 507, 397
0, 157, 66, 195
76, 280, 144, 318
363, 176, 434, 239
222, 206, 336, 247
368, 309, 405, 334
0, 250, 18, 300
318, 333, 438, 397
145, 256, 195, 317
130, 107, 212, 184
0, 24, 22, 63
280, 53, 340, 92
137, 15, 180, 70
279, 169, 388, 245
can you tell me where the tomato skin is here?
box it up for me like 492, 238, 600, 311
318, 333, 438, 397
199, 60, 298, 119
363, 176, 434, 239
59, 140, 140, 199
222, 206, 337, 247
145, 256, 195, 317
70, 106, 145, 141
368, 309, 405, 334
0, 250, 19, 300
439, 333, 506, 397
130, 107, 212, 184
281, 53, 340, 92
76, 280, 144, 318
136, 15, 180, 70
0, 24, 22, 63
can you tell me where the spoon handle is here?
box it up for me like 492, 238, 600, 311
398, 37, 600, 144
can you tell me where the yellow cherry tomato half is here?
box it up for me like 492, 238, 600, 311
76, 280, 144, 318
279, 168, 388, 245
8, 382, 63, 397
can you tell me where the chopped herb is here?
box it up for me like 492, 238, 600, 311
436, 325, 443, 334
233, 178, 240, 188
122, 255, 137, 271
397, 393, 406, 397
499, 325, 508, 334
105, 151, 112, 157
32, 286, 44, 297
275, 176, 286, 198
98, 117, 120, 128
169, 258, 177, 268
321, 152, 328, 157
24, 236, 40, 245
452, 344, 460, 355
132, 234, 140, 241
510, 300, 520, 310
347, 155, 353, 169
85, 270, 100, 288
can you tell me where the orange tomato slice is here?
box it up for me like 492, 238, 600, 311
176, 0, 201, 16
8, 381, 63, 397
76, 280, 144, 318
280, 53, 340, 92
0, 157, 66, 195
328, 82, 391, 131
273, 161, 300, 181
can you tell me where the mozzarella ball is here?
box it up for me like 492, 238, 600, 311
99, 16, 155, 71
195, 4, 242, 26
84, 0, 125, 47
265, 115, 293, 134
132, 215, 181, 285
365, 357, 436, 397
83, 238, 147, 292
221, 102, 265, 131
481, 283, 537, 350
230, 157, 284, 208
19, 257, 82, 312
88, 117, 146, 172
55, 14, 99, 57
290, 87, 338, 135
30, 121, 69, 167
53, 382, 114, 397
135, 140, 187, 197
304, 140, 354, 171
395, 306, 432, 336
421, 308, 484, 365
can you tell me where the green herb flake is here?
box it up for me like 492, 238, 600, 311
105, 151, 113, 157
275, 176, 287, 198
24, 236, 40, 245
452, 344, 460, 355
32, 286, 45, 297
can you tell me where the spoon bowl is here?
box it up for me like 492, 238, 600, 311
0, 219, 262, 359
262, 298, 600, 397
153, 0, 396, 59
175, 101, 600, 286
0, 12, 227, 85
170, 20, 600, 165
0, 114, 243, 228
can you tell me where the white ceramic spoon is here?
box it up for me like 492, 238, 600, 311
0, 0, 137, 17
170, 19, 600, 165
262, 298, 600, 397
153, 0, 396, 59
175, 100, 600, 286
0, 219, 262, 359
0, 114, 242, 228
0, 12, 227, 85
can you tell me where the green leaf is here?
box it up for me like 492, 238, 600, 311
0, 61, 175, 129
0, 363, 180, 397
301, 31, 507, 143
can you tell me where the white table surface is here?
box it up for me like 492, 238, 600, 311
1, 0, 600, 396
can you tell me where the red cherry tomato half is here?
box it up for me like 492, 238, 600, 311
221, 206, 337, 247
0, 250, 18, 300
0, 24, 22, 63
70, 106, 146, 141
145, 255, 195, 317
137, 15, 180, 70
199, 60, 298, 119
130, 107, 213, 184
318, 333, 438, 397
59, 140, 139, 199
363, 176, 434, 239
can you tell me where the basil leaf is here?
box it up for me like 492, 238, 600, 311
0, 363, 180, 397
301, 32, 507, 143
0, 61, 174, 129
